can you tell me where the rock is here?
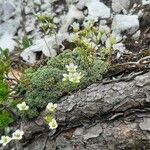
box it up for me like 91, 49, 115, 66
0, 33, 17, 52
142, 0, 150, 5
113, 43, 126, 52
74, 127, 84, 136
33, 0, 41, 5
55, 133, 74, 150
140, 8, 150, 29
25, 5, 34, 15
111, 32, 123, 42
20, 37, 58, 63
20, 48, 37, 64
24, 134, 47, 150
6, 72, 150, 149
61, 5, 84, 32
0, 19, 20, 36
83, 123, 103, 140
76, 0, 85, 10
25, 15, 36, 33
113, 43, 126, 59
139, 118, 150, 131
135, 73, 150, 87
0, 3, 2, 22
32, 38, 57, 57
86, 0, 110, 19
112, 14, 139, 35
112, 0, 130, 13
132, 30, 141, 40
45, 140, 56, 150
144, 85, 150, 103
53, 17, 61, 24
1, 1, 16, 21
41, 3, 52, 12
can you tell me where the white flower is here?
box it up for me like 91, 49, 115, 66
82, 37, 91, 45
70, 33, 79, 42
99, 25, 110, 35
49, 118, 58, 130
12, 130, 24, 140
83, 20, 91, 29
17, 102, 29, 111
69, 72, 83, 83
46, 103, 57, 112
62, 73, 69, 82
66, 63, 77, 73
0, 136, 11, 146
86, 17, 98, 23
84, 17, 98, 29
90, 42, 99, 50
71, 22, 80, 32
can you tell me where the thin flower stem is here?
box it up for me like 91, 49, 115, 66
43, 37, 52, 57
73, 83, 78, 91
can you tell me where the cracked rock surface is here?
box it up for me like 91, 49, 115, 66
3, 72, 150, 150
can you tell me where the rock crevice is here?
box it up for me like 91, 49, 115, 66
8, 72, 150, 150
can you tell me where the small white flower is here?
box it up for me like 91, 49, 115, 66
0, 136, 11, 146
84, 17, 98, 29
99, 25, 110, 35
46, 103, 57, 112
17, 102, 29, 111
93, 17, 99, 23
70, 33, 79, 42
49, 118, 58, 130
83, 20, 91, 29
90, 42, 99, 50
12, 130, 24, 140
66, 63, 77, 73
71, 22, 80, 32
69, 72, 83, 83
62, 73, 69, 82
82, 37, 91, 45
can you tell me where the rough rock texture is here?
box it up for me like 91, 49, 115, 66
112, 0, 130, 13
4, 72, 150, 150
85, 0, 110, 19
0, 0, 149, 64
142, 0, 150, 5
0, 0, 21, 52
20, 37, 58, 63
112, 14, 139, 35
0, 33, 17, 52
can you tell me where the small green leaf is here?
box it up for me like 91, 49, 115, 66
0, 111, 14, 129
45, 115, 53, 123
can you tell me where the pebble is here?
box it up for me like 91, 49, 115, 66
0, 0, 143, 64
112, 14, 139, 35
86, 0, 110, 19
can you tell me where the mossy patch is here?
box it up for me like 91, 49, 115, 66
0, 111, 14, 129
19, 49, 108, 118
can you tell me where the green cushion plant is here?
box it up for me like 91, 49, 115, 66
18, 18, 115, 118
